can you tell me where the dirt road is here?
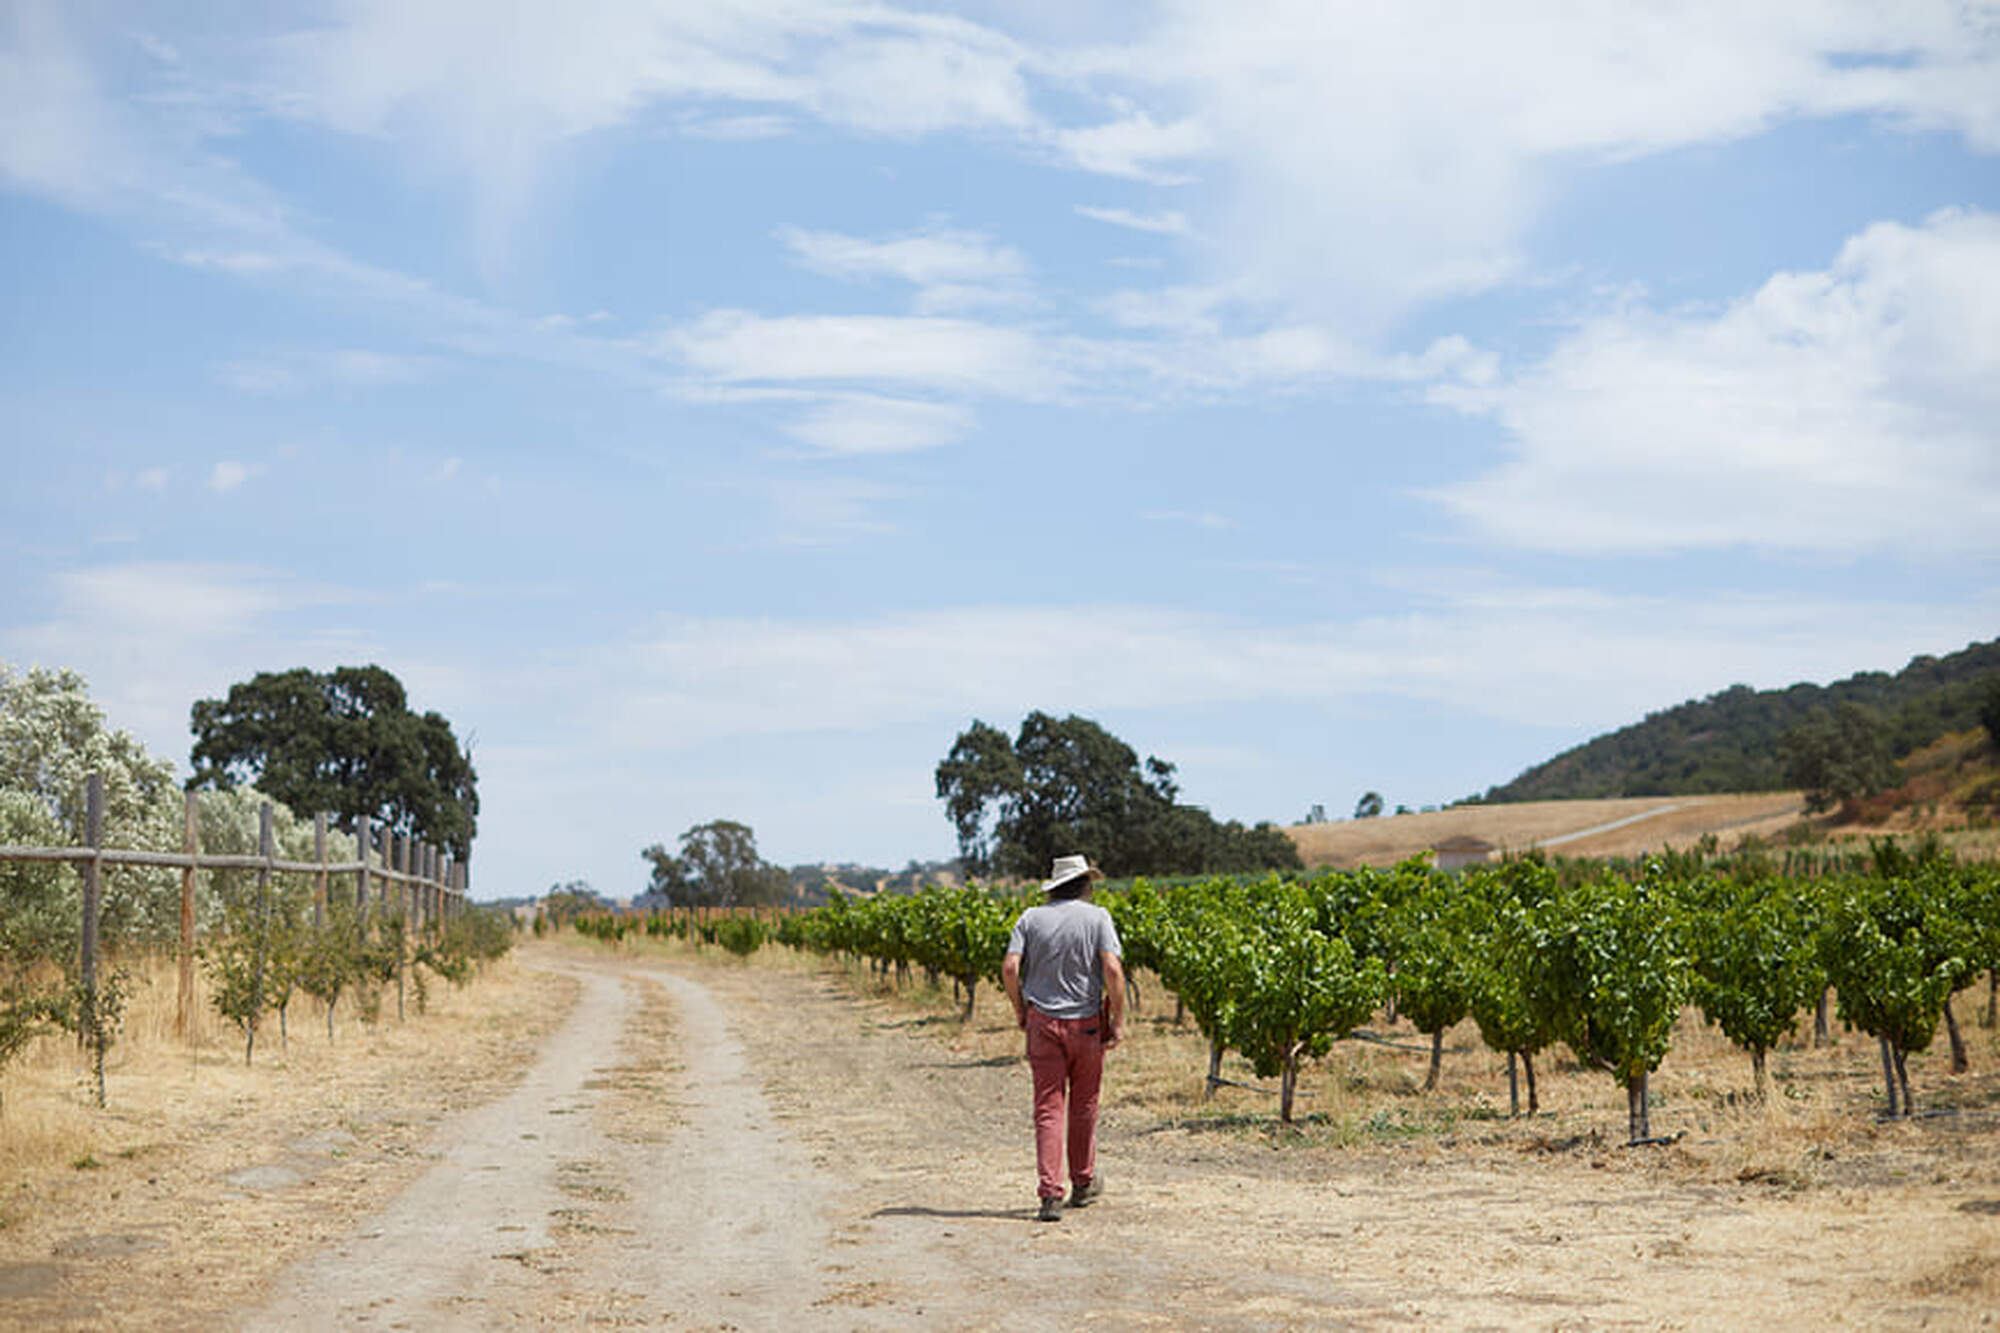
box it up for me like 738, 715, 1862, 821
234, 944, 1997, 1330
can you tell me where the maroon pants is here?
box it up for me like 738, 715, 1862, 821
1025, 1007, 1104, 1200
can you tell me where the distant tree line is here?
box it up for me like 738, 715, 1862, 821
1486, 637, 2000, 805
935, 712, 1301, 880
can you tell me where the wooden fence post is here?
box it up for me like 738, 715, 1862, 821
79, 771, 103, 1045
358, 808, 374, 924
313, 812, 327, 931
391, 832, 406, 1022
176, 790, 197, 1040
247, 801, 273, 1063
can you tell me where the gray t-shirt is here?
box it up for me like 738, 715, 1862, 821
1007, 897, 1123, 1020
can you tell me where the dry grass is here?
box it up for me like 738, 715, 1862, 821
0, 946, 569, 1238
1286, 792, 1808, 867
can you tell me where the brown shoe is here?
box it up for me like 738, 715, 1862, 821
1068, 1174, 1102, 1208
1036, 1196, 1063, 1222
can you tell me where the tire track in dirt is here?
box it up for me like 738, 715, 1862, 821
237, 958, 933, 1329
238, 964, 638, 1329
590, 969, 834, 1325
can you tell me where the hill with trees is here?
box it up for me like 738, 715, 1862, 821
1485, 636, 2000, 805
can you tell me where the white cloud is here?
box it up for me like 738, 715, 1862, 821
207, 460, 254, 493
50, 562, 287, 638
1049, 110, 1208, 181
776, 223, 1030, 312
1433, 209, 2000, 556
214, 348, 436, 395
670, 110, 793, 140
1075, 205, 1193, 237
135, 467, 169, 492
660, 309, 1063, 398
757, 476, 905, 544
784, 397, 971, 455
20, 2, 1999, 351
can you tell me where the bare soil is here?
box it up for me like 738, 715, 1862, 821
6, 936, 2000, 1330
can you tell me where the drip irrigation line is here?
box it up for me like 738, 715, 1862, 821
1205, 1074, 1312, 1098
1345, 1029, 1437, 1054
1872, 1107, 1971, 1124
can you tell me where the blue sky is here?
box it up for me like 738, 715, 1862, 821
4, 2, 1998, 900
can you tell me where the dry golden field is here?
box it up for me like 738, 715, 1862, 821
1286, 792, 1813, 868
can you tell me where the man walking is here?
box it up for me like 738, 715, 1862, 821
1002, 854, 1125, 1222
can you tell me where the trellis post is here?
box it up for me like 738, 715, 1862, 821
79, 773, 104, 1052
176, 790, 197, 1040
356, 814, 372, 929
241, 801, 273, 1065
313, 812, 327, 931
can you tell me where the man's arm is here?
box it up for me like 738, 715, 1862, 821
1100, 950, 1125, 1048
1003, 951, 1027, 1029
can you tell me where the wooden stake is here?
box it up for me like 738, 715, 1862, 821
356, 814, 372, 928
80, 773, 103, 1050
313, 812, 327, 931
176, 790, 197, 1040
247, 801, 273, 1065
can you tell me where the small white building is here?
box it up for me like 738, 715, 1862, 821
1431, 835, 1495, 871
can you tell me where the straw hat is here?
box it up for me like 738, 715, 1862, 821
1040, 854, 1105, 894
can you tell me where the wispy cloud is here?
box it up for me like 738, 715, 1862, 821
594, 589, 1998, 746
213, 347, 438, 395
207, 461, 254, 493
776, 223, 1031, 313
1086, 2, 2000, 326
659, 310, 1064, 399
783, 396, 972, 455
1075, 205, 1193, 237
1049, 111, 1208, 182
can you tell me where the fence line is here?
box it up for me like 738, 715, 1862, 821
0, 772, 471, 1045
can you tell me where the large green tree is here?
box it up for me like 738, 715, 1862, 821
188, 665, 477, 859
642, 820, 789, 908
934, 712, 1299, 880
